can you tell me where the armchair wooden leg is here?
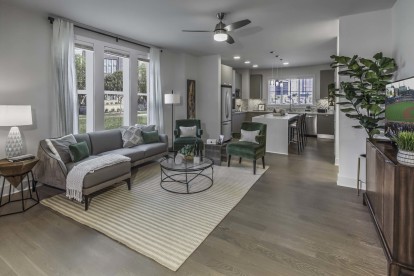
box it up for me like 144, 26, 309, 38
239, 157, 242, 164
253, 159, 257, 175
228, 155, 231, 167
126, 178, 131, 190
262, 156, 265, 169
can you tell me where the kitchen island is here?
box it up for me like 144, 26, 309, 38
252, 113, 298, 155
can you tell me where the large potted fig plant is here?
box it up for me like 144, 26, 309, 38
330, 52, 397, 139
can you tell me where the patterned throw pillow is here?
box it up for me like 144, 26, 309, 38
239, 129, 260, 144
46, 134, 77, 163
122, 126, 144, 148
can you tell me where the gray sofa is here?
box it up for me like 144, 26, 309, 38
34, 128, 168, 210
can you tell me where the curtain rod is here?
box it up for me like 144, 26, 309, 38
48, 16, 152, 50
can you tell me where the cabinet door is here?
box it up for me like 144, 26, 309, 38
374, 151, 385, 228
366, 142, 377, 209
249, 75, 262, 99
317, 114, 334, 135
383, 158, 395, 253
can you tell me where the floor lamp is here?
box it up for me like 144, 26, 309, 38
164, 91, 180, 151
0, 105, 33, 158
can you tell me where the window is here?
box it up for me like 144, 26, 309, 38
268, 77, 314, 105
137, 59, 149, 125
104, 52, 129, 130
75, 46, 93, 133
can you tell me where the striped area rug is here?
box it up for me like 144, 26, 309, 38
41, 162, 268, 271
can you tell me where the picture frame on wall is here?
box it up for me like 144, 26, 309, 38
187, 80, 196, 119
258, 104, 265, 111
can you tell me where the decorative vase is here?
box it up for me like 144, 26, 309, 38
175, 153, 184, 165
193, 156, 200, 164
397, 150, 414, 167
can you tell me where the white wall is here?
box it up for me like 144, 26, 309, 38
0, 3, 53, 158
392, 0, 414, 80
197, 55, 221, 140
250, 64, 332, 102
336, 9, 393, 188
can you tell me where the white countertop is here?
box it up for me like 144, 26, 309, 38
252, 114, 299, 120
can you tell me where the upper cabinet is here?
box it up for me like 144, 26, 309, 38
221, 64, 233, 86
250, 74, 263, 99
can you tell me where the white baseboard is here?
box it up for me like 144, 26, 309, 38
337, 174, 366, 190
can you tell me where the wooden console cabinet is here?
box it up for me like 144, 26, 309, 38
365, 140, 414, 276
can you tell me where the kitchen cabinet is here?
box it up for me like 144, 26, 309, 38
250, 74, 263, 99
231, 112, 246, 133
317, 114, 334, 138
221, 64, 233, 86
365, 140, 414, 275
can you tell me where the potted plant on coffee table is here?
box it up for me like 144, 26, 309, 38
393, 131, 414, 167
330, 52, 397, 139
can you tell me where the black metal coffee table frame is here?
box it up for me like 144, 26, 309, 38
159, 156, 214, 194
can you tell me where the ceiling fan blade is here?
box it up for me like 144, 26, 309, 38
182, 30, 212, 32
226, 34, 235, 44
224, 19, 251, 32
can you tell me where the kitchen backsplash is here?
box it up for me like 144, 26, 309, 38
235, 99, 320, 112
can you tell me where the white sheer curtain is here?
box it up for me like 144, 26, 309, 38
148, 47, 164, 133
52, 19, 77, 136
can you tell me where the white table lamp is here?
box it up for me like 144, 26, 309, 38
164, 91, 181, 151
0, 105, 33, 158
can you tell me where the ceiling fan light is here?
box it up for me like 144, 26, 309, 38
214, 30, 228, 42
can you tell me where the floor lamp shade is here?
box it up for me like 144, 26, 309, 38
0, 105, 33, 158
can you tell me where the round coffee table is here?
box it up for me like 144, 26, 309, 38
159, 156, 214, 194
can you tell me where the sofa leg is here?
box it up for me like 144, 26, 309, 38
239, 157, 242, 164
84, 195, 89, 211
126, 178, 131, 190
253, 159, 257, 175
262, 156, 265, 169
228, 155, 231, 167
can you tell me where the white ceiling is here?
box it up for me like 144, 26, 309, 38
7, 0, 396, 68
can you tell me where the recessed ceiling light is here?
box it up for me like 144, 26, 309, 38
252, 64, 258, 68
244, 61, 251, 64
233, 56, 241, 60
283, 62, 289, 65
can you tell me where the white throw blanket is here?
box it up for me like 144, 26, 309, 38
66, 154, 131, 202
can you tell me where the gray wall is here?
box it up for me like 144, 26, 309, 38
0, 3, 53, 159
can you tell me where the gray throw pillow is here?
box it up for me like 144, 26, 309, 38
135, 124, 156, 132
180, 126, 197, 137
46, 134, 77, 163
239, 130, 260, 144
122, 126, 144, 148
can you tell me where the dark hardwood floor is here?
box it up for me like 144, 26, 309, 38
0, 138, 387, 275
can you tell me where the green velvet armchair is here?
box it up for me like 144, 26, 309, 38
173, 119, 204, 153
226, 122, 267, 174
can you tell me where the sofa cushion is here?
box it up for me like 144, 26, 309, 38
46, 134, 77, 164
227, 141, 264, 160
98, 147, 145, 163
83, 161, 130, 189
66, 155, 99, 172
179, 126, 197, 137
88, 129, 123, 155
137, 143, 167, 157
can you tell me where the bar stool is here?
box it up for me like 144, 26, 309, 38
289, 114, 306, 154
357, 154, 366, 196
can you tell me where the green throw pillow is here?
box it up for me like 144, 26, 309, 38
69, 141, 90, 162
142, 130, 160, 144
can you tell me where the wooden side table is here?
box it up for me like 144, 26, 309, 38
0, 158, 39, 217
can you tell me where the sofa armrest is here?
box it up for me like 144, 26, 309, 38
232, 132, 241, 139
33, 141, 68, 190
159, 134, 168, 146
255, 135, 266, 145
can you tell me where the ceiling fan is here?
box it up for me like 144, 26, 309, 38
182, 13, 251, 44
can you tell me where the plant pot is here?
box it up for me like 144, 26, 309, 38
397, 150, 414, 167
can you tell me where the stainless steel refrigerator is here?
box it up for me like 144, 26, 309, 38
221, 85, 232, 142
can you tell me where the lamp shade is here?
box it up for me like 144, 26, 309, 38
0, 105, 33, 126
164, 94, 180, 105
